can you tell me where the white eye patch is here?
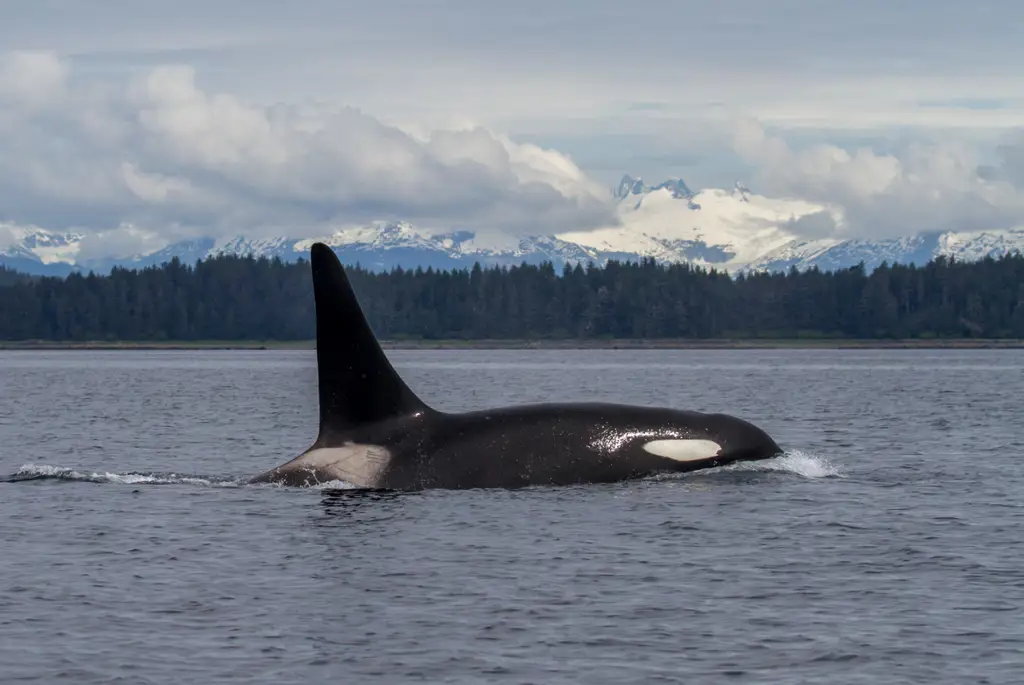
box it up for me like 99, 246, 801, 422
642, 439, 722, 462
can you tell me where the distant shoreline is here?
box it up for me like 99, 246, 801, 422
2, 338, 1024, 351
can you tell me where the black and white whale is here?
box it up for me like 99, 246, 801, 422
249, 243, 784, 490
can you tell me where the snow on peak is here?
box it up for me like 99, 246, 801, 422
210, 235, 292, 257
733, 181, 751, 202
560, 181, 838, 270
614, 174, 645, 199
3, 175, 1024, 276
0, 223, 85, 264
614, 174, 695, 201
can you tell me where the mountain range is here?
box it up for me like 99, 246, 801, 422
3, 175, 1023, 277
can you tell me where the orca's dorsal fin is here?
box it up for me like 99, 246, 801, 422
309, 243, 430, 437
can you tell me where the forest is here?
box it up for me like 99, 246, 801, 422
1, 252, 1023, 341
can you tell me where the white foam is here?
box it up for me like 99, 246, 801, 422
5, 463, 365, 490
719, 450, 843, 478
310, 479, 361, 491
6, 463, 243, 487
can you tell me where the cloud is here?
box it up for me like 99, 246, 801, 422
0, 51, 67, 110
0, 51, 616, 246
6, 0, 1024, 142
732, 119, 1024, 238
780, 211, 840, 240
6, 0, 1024, 253
75, 224, 167, 261
987, 131, 1024, 187
0, 224, 20, 251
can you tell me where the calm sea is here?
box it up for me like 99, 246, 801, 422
1, 349, 1022, 683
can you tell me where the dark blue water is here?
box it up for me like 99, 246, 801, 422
1, 349, 1022, 683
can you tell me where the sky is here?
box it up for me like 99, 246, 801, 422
3, 0, 1024, 255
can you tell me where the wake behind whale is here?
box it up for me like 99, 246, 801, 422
248, 243, 785, 491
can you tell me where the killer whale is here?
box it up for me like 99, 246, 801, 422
249, 243, 784, 490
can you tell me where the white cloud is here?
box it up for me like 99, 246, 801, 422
120, 162, 194, 204
0, 51, 67, 110
0, 51, 616, 246
5, 0, 1024, 251
0, 224, 19, 251
75, 224, 167, 261
5, 47, 1024, 250
732, 120, 1024, 238
6, 0, 1024, 138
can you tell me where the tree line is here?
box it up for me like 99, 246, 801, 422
0, 266, 28, 288
1, 252, 1023, 341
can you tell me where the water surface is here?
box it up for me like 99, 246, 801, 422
2, 349, 1022, 683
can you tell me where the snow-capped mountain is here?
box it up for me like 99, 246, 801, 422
0, 224, 87, 275
3, 175, 1024, 277
560, 175, 840, 271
